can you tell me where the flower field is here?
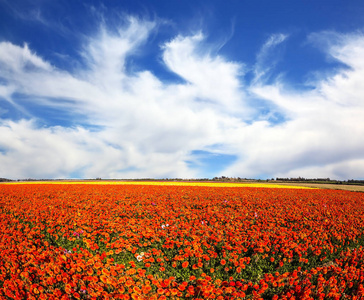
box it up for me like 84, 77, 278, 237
1, 183, 364, 300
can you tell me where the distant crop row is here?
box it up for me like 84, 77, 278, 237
1, 183, 364, 299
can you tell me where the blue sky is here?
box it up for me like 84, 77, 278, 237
1, 0, 364, 180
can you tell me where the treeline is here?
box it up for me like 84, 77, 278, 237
212, 176, 258, 182
276, 177, 331, 182
0, 178, 13, 182
276, 177, 364, 185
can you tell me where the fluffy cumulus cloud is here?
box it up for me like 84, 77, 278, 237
225, 32, 364, 179
0, 17, 364, 180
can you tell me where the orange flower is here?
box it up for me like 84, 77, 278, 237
94, 262, 102, 269
125, 279, 133, 287
170, 288, 178, 296
182, 261, 189, 268
102, 268, 110, 276
142, 285, 152, 294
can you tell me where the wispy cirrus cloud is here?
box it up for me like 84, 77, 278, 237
0, 17, 364, 180
162, 33, 246, 114
252, 33, 288, 85
0, 0, 47, 24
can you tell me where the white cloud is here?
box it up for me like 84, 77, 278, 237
162, 33, 246, 113
0, 19, 247, 179
0, 19, 364, 180
224, 32, 364, 180
0, 42, 52, 72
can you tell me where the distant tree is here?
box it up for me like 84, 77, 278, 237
0, 178, 12, 182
